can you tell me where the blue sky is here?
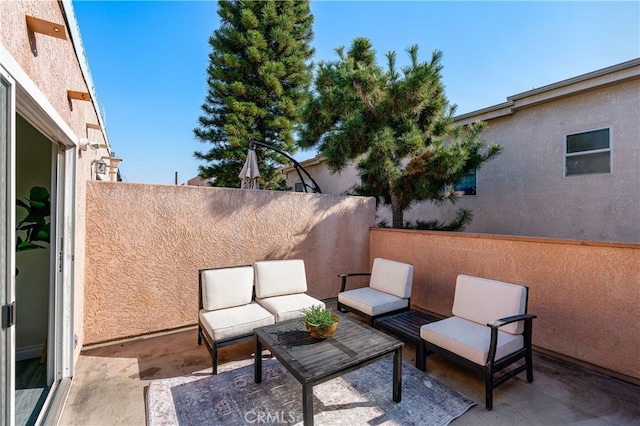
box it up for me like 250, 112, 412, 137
72, 1, 640, 185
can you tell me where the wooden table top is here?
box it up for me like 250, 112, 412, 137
254, 311, 403, 384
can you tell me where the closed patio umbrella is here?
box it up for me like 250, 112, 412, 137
239, 149, 260, 189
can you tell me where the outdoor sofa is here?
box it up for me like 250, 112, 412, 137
198, 259, 323, 374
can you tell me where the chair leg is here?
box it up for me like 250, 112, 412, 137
485, 370, 494, 411
212, 342, 218, 375
526, 348, 534, 383
197, 326, 202, 345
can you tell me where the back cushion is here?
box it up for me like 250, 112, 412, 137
254, 259, 308, 298
452, 274, 527, 334
201, 266, 254, 311
369, 258, 414, 299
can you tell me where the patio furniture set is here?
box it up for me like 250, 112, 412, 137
197, 257, 536, 423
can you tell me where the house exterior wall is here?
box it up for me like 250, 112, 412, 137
83, 182, 376, 344
287, 61, 640, 242
404, 77, 640, 242
1, 0, 114, 364
369, 228, 640, 381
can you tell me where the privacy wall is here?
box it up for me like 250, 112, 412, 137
83, 182, 376, 344
370, 228, 640, 381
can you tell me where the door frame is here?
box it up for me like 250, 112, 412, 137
1, 63, 17, 426
1, 45, 78, 425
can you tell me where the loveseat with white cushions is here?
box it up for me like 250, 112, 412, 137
198, 259, 324, 374
420, 274, 537, 410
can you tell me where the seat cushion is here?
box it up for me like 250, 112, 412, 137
200, 266, 254, 311
199, 302, 274, 341
257, 293, 324, 322
338, 287, 409, 317
452, 275, 527, 335
420, 316, 524, 366
254, 259, 308, 298
369, 258, 413, 299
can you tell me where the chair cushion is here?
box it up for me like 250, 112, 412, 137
420, 316, 524, 366
199, 302, 274, 341
254, 259, 308, 298
338, 287, 409, 317
257, 294, 324, 322
201, 266, 254, 311
369, 258, 413, 299
452, 275, 527, 335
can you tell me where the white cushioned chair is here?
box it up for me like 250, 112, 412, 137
254, 259, 324, 322
420, 274, 537, 410
198, 265, 275, 374
337, 257, 413, 326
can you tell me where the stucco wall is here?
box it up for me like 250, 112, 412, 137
403, 78, 640, 242
2, 1, 112, 361
83, 182, 376, 344
369, 228, 640, 380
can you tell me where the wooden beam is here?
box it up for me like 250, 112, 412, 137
68, 91, 91, 102
86, 123, 101, 130
26, 15, 67, 40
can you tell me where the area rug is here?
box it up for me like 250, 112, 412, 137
146, 357, 475, 425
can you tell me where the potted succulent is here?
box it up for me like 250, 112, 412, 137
301, 305, 339, 339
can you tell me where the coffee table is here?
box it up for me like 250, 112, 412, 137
254, 312, 403, 425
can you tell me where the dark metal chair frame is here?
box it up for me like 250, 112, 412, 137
337, 272, 411, 327
422, 287, 537, 410
197, 265, 259, 375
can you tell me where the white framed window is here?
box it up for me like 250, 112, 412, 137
565, 128, 611, 176
294, 181, 311, 192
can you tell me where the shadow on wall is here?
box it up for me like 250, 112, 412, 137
83, 183, 376, 345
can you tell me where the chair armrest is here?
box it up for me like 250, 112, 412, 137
486, 313, 536, 366
488, 313, 537, 329
338, 273, 371, 292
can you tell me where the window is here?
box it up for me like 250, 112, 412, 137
445, 169, 476, 197
294, 181, 308, 192
565, 128, 611, 176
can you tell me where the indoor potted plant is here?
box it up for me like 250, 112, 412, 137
301, 305, 339, 339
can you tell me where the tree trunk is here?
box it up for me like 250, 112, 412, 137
390, 193, 404, 229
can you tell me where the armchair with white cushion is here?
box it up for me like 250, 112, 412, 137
420, 274, 537, 410
337, 257, 413, 326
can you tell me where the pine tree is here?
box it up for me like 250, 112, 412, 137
194, 0, 315, 189
299, 38, 501, 228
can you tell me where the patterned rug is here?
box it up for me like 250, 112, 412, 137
146, 357, 475, 425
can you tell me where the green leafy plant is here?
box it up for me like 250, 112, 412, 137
301, 305, 337, 327
16, 186, 51, 254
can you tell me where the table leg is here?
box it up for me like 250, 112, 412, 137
254, 335, 262, 383
393, 348, 402, 402
416, 340, 426, 371
303, 383, 314, 425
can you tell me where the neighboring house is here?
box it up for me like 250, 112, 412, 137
184, 175, 215, 186
1, 1, 119, 423
285, 59, 640, 243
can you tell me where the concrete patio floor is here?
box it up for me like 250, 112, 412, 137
58, 314, 640, 426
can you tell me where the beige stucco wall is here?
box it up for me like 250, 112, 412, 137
404, 78, 640, 243
369, 228, 640, 380
83, 182, 376, 344
2, 0, 112, 361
